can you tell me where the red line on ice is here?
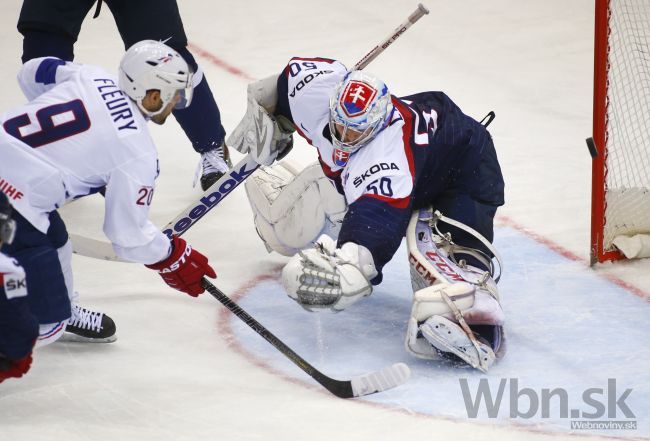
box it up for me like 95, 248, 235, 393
188, 42, 256, 81
496, 214, 650, 301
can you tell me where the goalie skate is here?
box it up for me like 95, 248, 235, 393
420, 315, 495, 372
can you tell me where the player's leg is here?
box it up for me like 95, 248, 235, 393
2, 211, 115, 344
0, 290, 38, 383
3, 210, 71, 345
405, 208, 506, 372
432, 134, 505, 270
17, 0, 95, 62
105, 0, 229, 190
431, 192, 499, 272
46, 212, 116, 343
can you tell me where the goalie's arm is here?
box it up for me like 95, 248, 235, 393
337, 195, 413, 285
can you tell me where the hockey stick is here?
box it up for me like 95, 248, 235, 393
71, 4, 430, 261
160, 154, 258, 239
202, 278, 410, 398
69, 153, 259, 262
354, 3, 429, 70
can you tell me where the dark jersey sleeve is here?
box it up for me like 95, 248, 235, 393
275, 70, 293, 124
337, 195, 413, 285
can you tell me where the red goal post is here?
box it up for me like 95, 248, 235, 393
590, 0, 650, 265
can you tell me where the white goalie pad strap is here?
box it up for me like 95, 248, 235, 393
408, 210, 480, 289
433, 210, 504, 283
281, 235, 376, 312
227, 75, 289, 166
246, 161, 347, 256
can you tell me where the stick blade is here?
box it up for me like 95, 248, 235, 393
350, 362, 411, 397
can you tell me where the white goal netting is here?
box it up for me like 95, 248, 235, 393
602, 0, 650, 257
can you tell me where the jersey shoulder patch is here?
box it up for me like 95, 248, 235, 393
0, 255, 27, 300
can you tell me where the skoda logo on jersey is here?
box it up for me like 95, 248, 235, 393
340, 80, 378, 117
333, 148, 350, 167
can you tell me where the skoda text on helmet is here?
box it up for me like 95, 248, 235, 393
329, 70, 393, 166
118, 40, 193, 118
0, 192, 16, 245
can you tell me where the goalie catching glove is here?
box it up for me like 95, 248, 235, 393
282, 235, 377, 312
146, 236, 216, 296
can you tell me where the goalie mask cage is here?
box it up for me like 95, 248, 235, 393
591, 0, 650, 264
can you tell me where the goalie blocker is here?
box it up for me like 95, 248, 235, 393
245, 160, 347, 256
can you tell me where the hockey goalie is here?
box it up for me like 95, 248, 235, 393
230, 57, 506, 372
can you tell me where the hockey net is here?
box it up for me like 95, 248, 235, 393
591, 0, 650, 264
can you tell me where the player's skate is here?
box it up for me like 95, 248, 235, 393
197, 144, 231, 191
420, 315, 495, 371
405, 208, 506, 372
62, 303, 117, 343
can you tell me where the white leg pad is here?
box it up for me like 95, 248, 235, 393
246, 161, 347, 256
404, 282, 504, 371
405, 282, 474, 360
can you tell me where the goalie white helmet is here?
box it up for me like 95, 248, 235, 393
329, 70, 393, 165
118, 40, 193, 117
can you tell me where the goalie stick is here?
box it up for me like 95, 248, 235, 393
202, 278, 410, 398
354, 3, 429, 70
70, 4, 430, 261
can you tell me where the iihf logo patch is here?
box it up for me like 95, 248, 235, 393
333, 148, 350, 167
340, 80, 378, 118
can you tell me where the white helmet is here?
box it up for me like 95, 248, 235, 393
329, 70, 393, 160
118, 40, 193, 117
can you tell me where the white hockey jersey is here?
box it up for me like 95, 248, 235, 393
275, 57, 503, 281
0, 57, 169, 264
278, 58, 414, 208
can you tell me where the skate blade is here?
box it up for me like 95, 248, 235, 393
60, 332, 117, 344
